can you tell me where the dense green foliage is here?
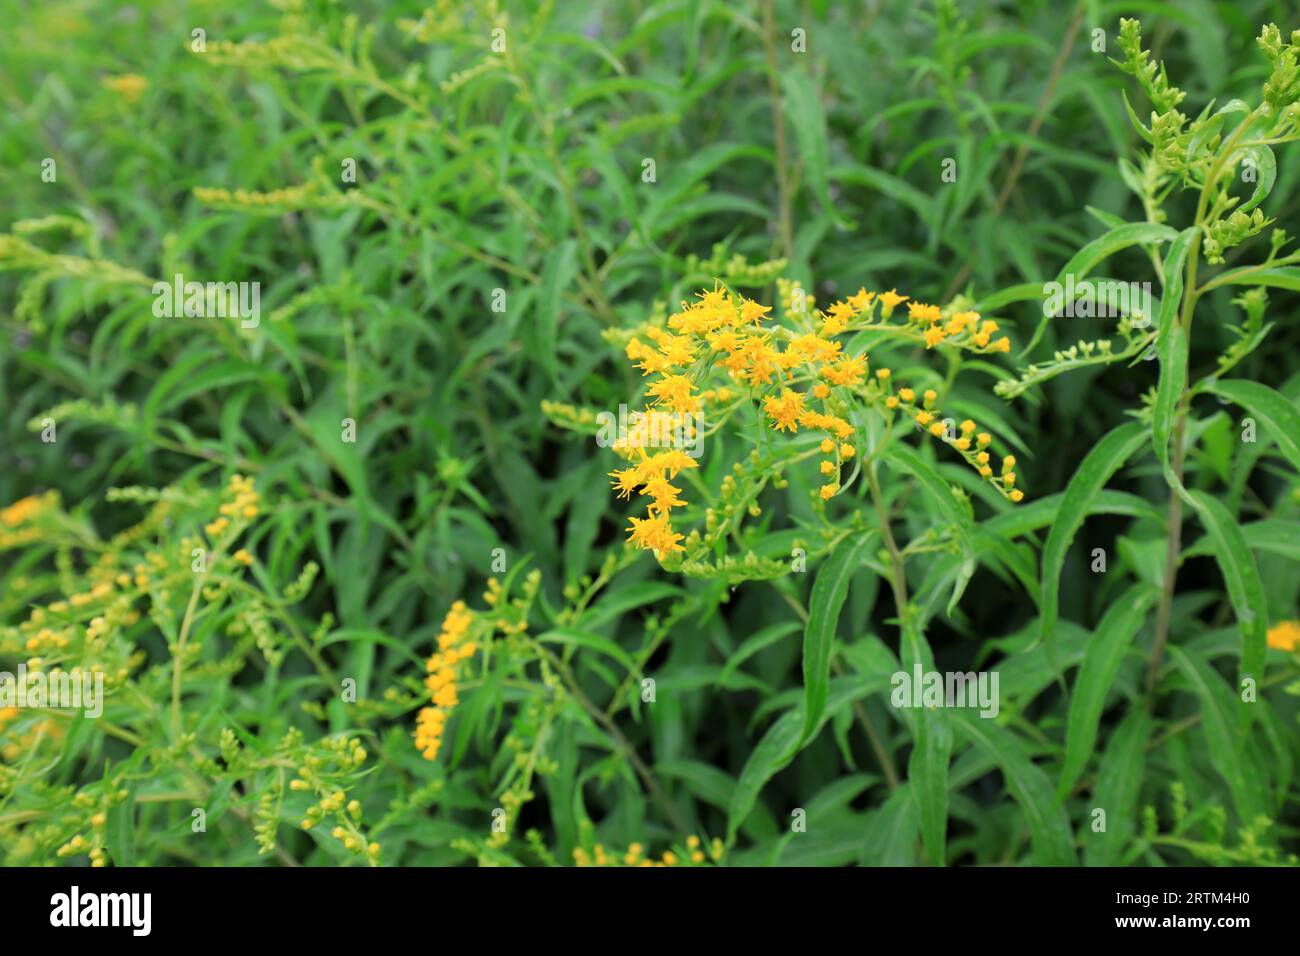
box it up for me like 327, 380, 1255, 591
2, 0, 1299, 867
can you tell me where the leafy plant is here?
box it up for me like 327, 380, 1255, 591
2, 1, 1299, 868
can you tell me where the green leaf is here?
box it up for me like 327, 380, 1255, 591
1202, 379, 1300, 475
107, 781, 136, 867
1182, 490, 1268, 703
1167, 646, 1261, 823
1238, 145, 1276, 214
1026, 222, 1178, 354
1039, 421, 1149, 647
1058, 584, 1156, 798
580, 581, 684, 629
535, 628, 640, 679
656, 759, 740, 813
1151, 228, 1196, 476
534, 239, 579, 385
1201, 265, 1300, 294
782, 73, 851, 228
792, 535, 874, 754
727, 676, 886, 843
972, 281, 1048, 313
717, 620, 802, 686
1186, 519, 1300, 562
909, 706, 952, 865
950, 710, 1077, 865
835, 164, 933, 227
859, 784, 919, 865
1084, 709, 1151, 866
882, 443, 974, 613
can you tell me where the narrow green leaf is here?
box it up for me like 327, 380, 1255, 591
1186, 519, 1300, 562
1202, 378, 1300, 475
535, 627, 641, 679
882, 444, 974, 532
535, 239, 579, 385
1040, 421, 1149, 645
1152, 228, 1196, 475
1201, 265, 1300, 294
1025, 222, 1178, 354
727, 676, 887, 843
951, 710, 1077, 865
717, 620, 802, 686
1183, 490, 1268, 703
1058, 584, 1156, 798
793, 535, 874, 753
1168, 646, 1261, 822
859, 784, 919, 865
107, 781, 136, 867
909, 706, 952, 865
782, 73, 851, 228
1084, 709, 1151, 866
1238, 145, 1276, 215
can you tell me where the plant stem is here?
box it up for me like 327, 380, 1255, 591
171, 576, 204, 740
1145, 108, 1260, 695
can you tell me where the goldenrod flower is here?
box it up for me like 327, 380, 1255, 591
879, 289, 908, 316
1267, 621, 1300, 652
908, 302, 942, 324
764, 389, 806, 432
626, 513, 685, 558
847, 287, 875, 310
414, 602, 476, 761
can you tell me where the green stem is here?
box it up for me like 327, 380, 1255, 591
1146, 108, 1262, 696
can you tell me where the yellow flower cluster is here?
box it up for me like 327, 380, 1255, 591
573, 834, 724, 867
906, 302, 1011, 352
0, 491, 57, 548
1, 493, 54, 527
414, 601, 478, 761
193, 184, 317, 208
609, 450, 699, 559
610, 284, 1025, 560
1267, 620, 1300, 652
205, 474, 260, 538
881, 381, 1023, 501
2, 715, 65, 763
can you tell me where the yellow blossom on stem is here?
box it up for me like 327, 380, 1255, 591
764, 389, 806, 432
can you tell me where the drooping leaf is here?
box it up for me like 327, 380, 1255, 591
1040, 421, 1149, 647
1058, 584, 1156, 798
